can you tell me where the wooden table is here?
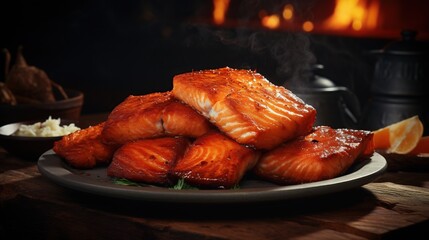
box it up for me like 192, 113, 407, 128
1, 114, 429, 240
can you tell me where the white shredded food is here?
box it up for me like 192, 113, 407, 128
13, 116, 81, 137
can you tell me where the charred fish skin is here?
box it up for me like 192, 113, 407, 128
172, 67, 316, 150
101, 91, 213, 145
53, 122, 119, 169
170, 131, 261, 189
253, 126, 374, 185
107, 137, 190, 186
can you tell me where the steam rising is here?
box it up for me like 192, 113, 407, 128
269, 33, 317, 83
213, 28, 317, 84
182, 0, 318, 86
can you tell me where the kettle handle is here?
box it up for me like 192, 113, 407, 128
337, 87, 361, 128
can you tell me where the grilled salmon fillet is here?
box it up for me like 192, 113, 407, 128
253, 126, 374, 185
107, 137, 190, 186
170, 131, 261, 189
101, 92, 213, 145
53, 122, 119, 169
172, 67, 316, 150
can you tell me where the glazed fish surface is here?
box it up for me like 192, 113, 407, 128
53, 122, 119, 169
101, 91, 213, 145
253, 126, 374, 185
172, 67, 316, 150
107, 137, 190, 186
170, 131, 261, 189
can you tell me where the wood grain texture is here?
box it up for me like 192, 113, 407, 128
1, 114, 429, 240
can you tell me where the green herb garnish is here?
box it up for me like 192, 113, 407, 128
113, 177, 241, 190
112, 178, 141, 187
170, 178, 199, 190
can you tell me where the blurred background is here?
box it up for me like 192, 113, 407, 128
1, 0, 428, 131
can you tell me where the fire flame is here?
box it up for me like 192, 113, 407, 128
302, 21, 314, 32
323, 0, 379, 31
282, 4, 294, 20
261, 14, 280, 29
213, 0, 230, 25
211, 0, 382, 35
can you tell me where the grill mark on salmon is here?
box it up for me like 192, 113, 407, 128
170, 131, 261, 189
101, 92, 214, 145
253, 126, 374, 185
172, 67, 316, 149
107, 137, 190, 186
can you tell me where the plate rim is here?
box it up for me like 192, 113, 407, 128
37, 150, 387, 204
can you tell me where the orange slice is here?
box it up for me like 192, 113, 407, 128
409, 136, 429, 156
372, 115, 424, 154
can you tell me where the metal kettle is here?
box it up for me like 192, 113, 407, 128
361, 30, 429, 134
369, 30, 429, 96
285, 65, 361, 129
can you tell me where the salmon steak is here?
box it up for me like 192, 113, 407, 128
107, 137, 190, 186
253, 126, 374, 185
101, 91, 213, 145
170, 131, 261, 189
172, 67, 317, 150
53, 122, 119, 169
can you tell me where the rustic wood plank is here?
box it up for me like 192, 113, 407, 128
297, 182, 429, 239
1, 193, 369, 240
158, 219, 368, 240
364, 182, 429, 215
2, 147, 429, 240
4, 175, 428, 240
375, 171, 429, 189
378, 151, 429, 172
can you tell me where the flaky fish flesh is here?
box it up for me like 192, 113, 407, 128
172, 67, 316, 150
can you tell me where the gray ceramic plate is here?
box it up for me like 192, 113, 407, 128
37, 150, 387, 204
